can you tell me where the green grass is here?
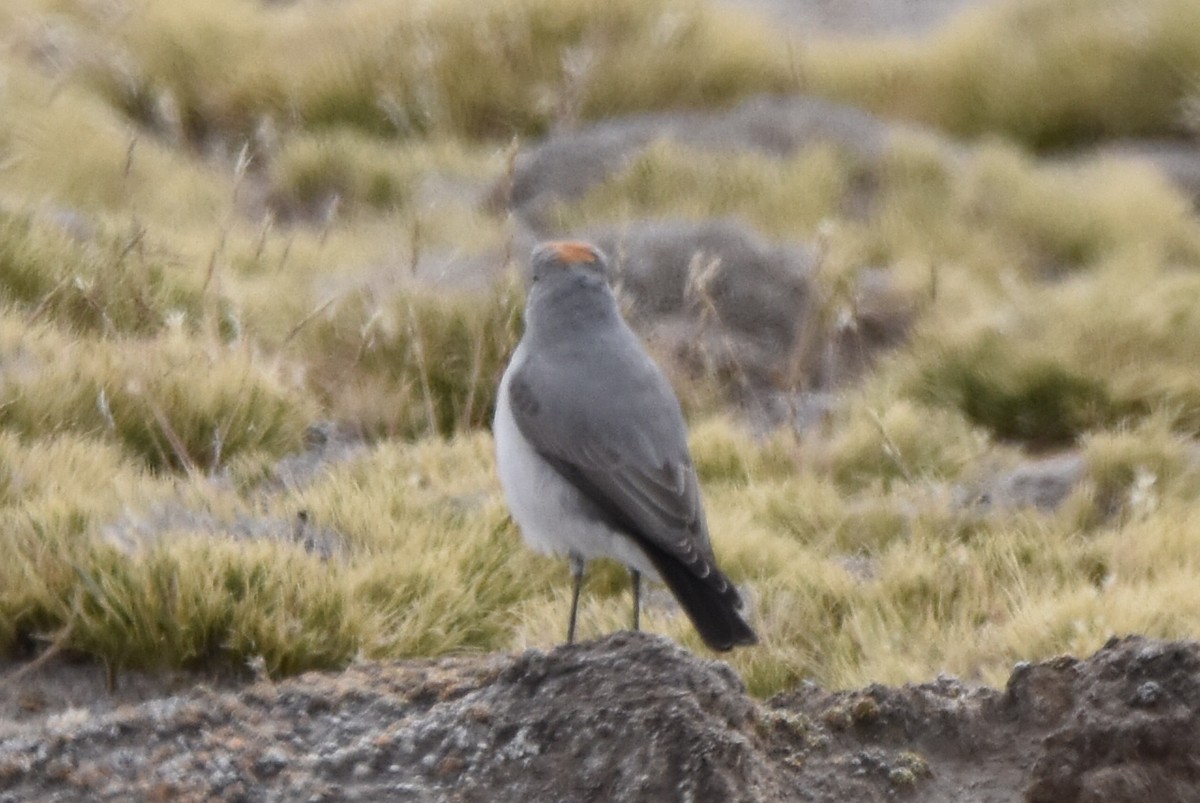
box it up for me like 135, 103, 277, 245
2, 0, 1200, 698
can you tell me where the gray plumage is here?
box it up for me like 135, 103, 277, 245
494, 241, 756, 651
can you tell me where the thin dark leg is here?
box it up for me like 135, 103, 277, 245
630, 569, 641, 632
567, 553, 585, 644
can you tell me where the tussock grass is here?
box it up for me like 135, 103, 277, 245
552, 139, 854, 237
67, 537, 358, 676
821, 399, 988, 490
0, 317, 313, 471
263, 133, 492, 222
266, 132, 418, 221
0, 434, 549, 673
799, 0, 1200, 148
556, 135, 1200, 280
0, 210, 206, 335
912, 334, 1124, 447
22, 0, 1200, 151
949, 147, 1200, 274
6, 401, 1200, 693
3, 0, 1200, 699
299, 280, 523, 438
898, 267, 1200, 448
0, 498, 359, 675
293, 437, 557, 656
70, 0, 791, 144
0, 59, 232, 226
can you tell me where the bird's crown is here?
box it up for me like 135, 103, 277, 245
530, 240, 608, 284
534, 240, 602, 266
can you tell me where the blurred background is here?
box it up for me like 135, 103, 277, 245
2, 0, 1200, 698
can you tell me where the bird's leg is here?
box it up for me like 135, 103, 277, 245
567, 553, 585, 644
630, 569, 641, 632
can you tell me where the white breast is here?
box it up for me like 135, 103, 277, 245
493, 346, 659, 579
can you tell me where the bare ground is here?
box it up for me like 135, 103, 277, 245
3, 633, 1200, 801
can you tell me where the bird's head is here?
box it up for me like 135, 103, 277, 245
523, 240, 619, 333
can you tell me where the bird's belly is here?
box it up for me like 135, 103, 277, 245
493, 380, 658, 579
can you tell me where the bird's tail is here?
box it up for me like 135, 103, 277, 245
638, 542, 757, 652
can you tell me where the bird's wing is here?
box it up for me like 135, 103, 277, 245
507, 338, 722, 578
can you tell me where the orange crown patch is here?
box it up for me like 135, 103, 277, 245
546, 241, 599, 264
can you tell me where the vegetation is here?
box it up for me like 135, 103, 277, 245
1, 0, 1200, 697
797, 0, 1200, 148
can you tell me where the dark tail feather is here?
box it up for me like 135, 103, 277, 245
638, 542, 757, 652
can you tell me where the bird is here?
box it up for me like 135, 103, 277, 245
493, 239, 757, 651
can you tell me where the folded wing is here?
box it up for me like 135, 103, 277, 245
508, 342, 756, 650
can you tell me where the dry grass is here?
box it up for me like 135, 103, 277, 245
1, 0, 1200, 698
797, 0, 1200, 148
55, 0, 792, 144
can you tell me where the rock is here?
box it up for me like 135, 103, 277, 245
963, 452, 1087, 513
100, 502, 346, 561
587, 218, 913, 413
5, 633, 1200, 801
595, 218, 818, 400
498, 95, 892, 229
1024, 636, 1200, 803
98, 421, 360, 559
269, 421, 369, 493
0, 634, 785, 801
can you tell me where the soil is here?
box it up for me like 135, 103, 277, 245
4, 633, 1200, 801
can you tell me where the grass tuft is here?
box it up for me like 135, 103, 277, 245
0, 211, 206, 336
0, 317, 313, 472
551, 139, 854, 237
913, 334, 1123, 447
78, 0, 792, 144
800, 0, 1200, 148
265, 131, 419, 221
300, 280, 524, 438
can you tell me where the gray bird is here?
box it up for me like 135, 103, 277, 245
493, 240, 757, 651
